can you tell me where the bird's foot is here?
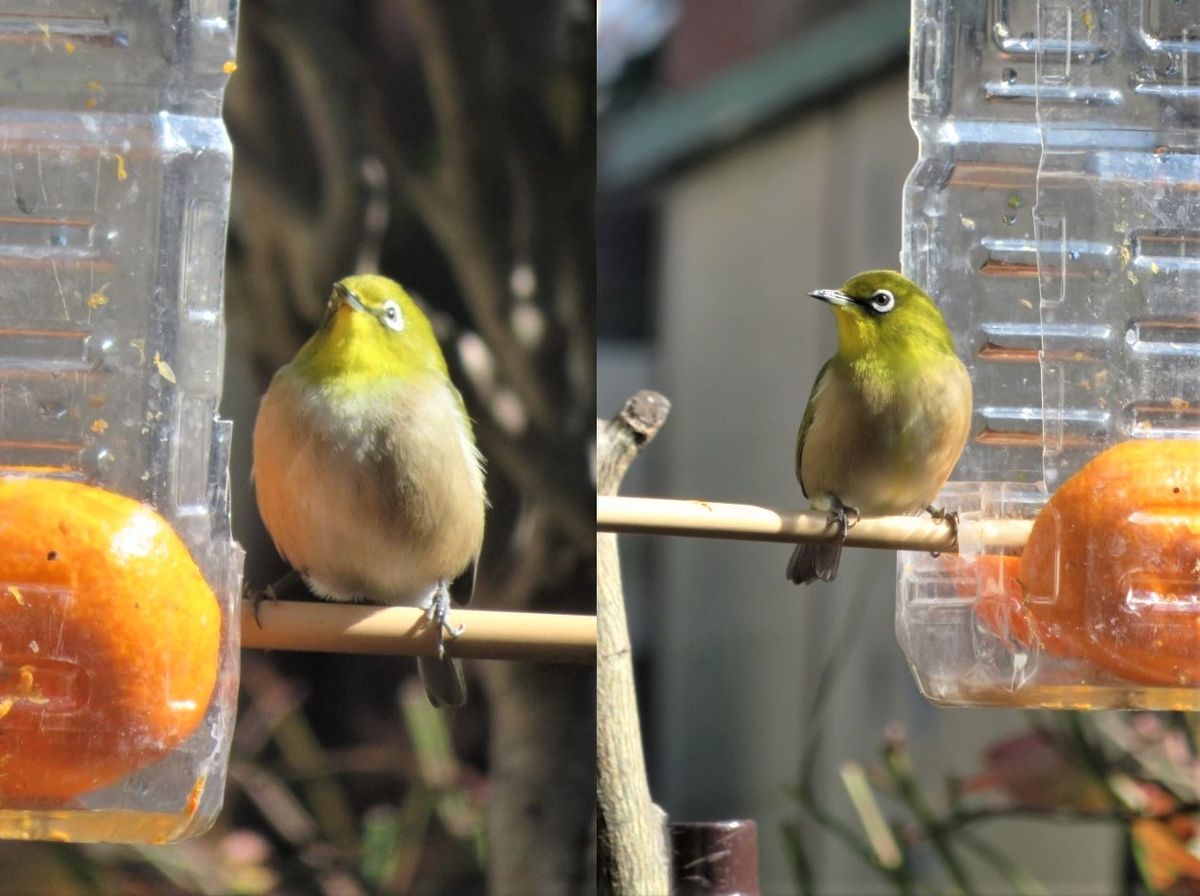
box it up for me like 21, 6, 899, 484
254, 584, 281, 629
245, 570, 305, 628
829, 499, 860, 540
925, 505, 960, 557
425, 581, 465, 660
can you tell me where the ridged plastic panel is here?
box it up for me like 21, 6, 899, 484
899, 0, 1200, 708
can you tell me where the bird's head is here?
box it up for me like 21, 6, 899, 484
295, 274, 448, 385
810, 270, 955, 359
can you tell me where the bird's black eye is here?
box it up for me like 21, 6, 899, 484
381, 300, 405, 332
870, 289, 896, 313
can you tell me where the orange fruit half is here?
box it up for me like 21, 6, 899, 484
0, 478, 221, 803
970, 440, 1200, 687
1020, 439, 1200, 686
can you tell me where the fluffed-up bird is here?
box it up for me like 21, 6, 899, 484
788, 270, 972, 584
253, 274, 486, 706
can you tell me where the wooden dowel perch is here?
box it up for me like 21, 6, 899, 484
240, 601, 596, 664
597, 495, 1032, 553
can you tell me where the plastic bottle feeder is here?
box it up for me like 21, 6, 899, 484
900, 0, 1200, 709
0, 2, 241, 841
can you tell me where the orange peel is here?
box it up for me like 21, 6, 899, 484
969, 440, 1200, 687
0, 478, 220, 802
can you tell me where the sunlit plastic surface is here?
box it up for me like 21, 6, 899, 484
900, 0, 1200, 708
0, 1, 240, 840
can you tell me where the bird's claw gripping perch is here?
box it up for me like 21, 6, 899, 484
255, 585, 279, 629
245, 581, 280, 629
426, 580, 464, 660
926, 505, 960, 557
248, 569, 304, 629
786, 497, 860, 584
829, 500, 860, 540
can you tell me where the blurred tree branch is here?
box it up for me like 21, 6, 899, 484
226, 5, 369, 370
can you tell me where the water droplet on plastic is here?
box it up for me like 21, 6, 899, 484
1001, 67, 1018, 84
86, 335, 121, 374
1002, 212, 1017, 225
38, 401, 67, 420
81, 446, 113, 478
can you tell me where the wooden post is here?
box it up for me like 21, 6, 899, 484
597, 391, 672, 895
671, 820, 760, 896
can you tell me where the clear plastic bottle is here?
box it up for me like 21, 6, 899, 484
900, 0, 1200, 709
0, 1, 240, 840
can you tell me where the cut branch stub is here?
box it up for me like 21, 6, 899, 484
598, 389, 671, 896
597, 389, 671, 497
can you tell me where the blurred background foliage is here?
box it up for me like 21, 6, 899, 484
786, 592, 1200, 896
0, 1, 595, 894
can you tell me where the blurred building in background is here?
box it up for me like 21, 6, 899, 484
598, 1, 1118, 892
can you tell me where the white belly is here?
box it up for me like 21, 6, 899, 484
253, 374, 486, 606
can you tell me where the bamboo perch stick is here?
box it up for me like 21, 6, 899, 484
240, 601, 596, 664
596, 495, 1032, 553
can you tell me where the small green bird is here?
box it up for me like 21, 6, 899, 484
253, 274, 486, 706
788, 270, 972, 584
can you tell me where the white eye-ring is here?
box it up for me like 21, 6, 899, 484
870, 289, 896, 313
381, 300, 405, 332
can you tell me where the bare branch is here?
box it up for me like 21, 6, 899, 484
396, 0, 559, 430
597, 391, 672, 896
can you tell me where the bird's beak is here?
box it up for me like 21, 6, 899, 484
333, 282, 368, 314
809, 288, 855, 307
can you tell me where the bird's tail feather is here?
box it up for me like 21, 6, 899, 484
418, 656, 468, 708
787, 541, 842, 584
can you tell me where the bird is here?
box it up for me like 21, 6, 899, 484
252, 274, 486, 706
787, 270, 972, 584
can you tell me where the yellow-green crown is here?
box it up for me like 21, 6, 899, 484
814, 270, 956, 359
290, 274, 450, 386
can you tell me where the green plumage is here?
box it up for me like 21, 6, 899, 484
788, 271, 972, 584
795, 358, 829, 500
